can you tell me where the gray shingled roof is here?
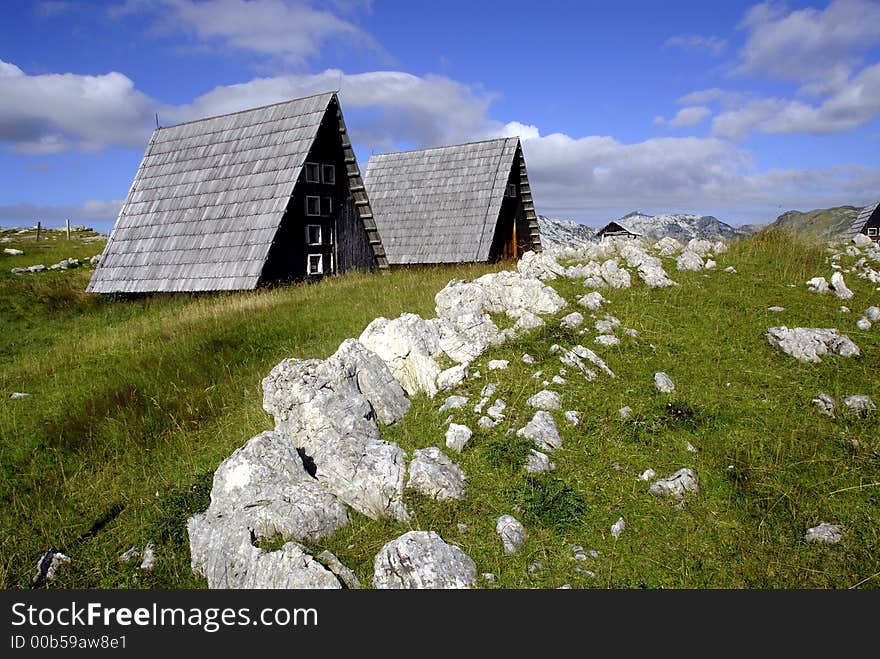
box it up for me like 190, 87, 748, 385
597, 221, 642, 237
844, 201, 879, 240
365, 137, 533, 264
88, 93, 343, 293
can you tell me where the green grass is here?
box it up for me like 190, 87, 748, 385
1, 227, 878, 589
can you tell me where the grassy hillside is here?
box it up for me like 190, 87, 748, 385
1, 229, 878, 589
769, 206, 860, 239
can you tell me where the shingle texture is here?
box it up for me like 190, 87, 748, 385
844, 202, 879, 240
365, 137, 524, 264
88, 93, 335, 293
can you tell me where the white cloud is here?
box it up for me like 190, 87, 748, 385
0, 62, 496, 154
664, 34, 727, 56
654, 106, 712, 128
0, 62, 157, 153
713, 62, 880, 139
494, 122, 880, 224
736, 0, 880, 95
116, 0, 383, 66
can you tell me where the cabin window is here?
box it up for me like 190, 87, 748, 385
305, 196, 321, 216
868, 227, 878, 236
506, 183, 517, 197
305, 224, 322, 245
322, 164, 336, 185
307, 253, 323, 276
321, 197, 332, 215
305, 163, 320, 183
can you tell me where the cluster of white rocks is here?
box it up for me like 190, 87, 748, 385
10, 254, 100, 275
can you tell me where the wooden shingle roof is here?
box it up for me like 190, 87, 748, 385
365, 137, 534, 264
88, 93, 350, 293
844, 201, 879, 240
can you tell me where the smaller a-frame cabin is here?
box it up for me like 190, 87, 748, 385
364, 137, 542, 265
596, 221, 642, 239
844, 201, 880, 243
88, 93, 386, 293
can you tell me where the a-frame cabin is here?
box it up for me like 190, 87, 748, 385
88, 93, 386, 293
364, 137, 542, 265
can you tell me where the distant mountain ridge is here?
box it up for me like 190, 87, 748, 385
536, 216, 597, 249
609, 211, 747, 241
766, 205, 860, 238
537, 210, 747, 250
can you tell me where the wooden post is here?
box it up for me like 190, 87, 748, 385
36, 221, 41, 241
66, 219, 71, 240
512, 215, 518, 260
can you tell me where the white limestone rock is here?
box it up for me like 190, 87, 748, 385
188, 527, 342, 589
804, 522, 842, 545
577, 291, 608, 310
406, 447, 466, 501
527, 389, 561, 410
638, 263, 678, 288
724, 266, 737, 273
317, 550, 361, 589
445, 423, 473, 453
496, 515, 527, 553
560, 312, 585, 329
865, 306, 880, 321
811, 392, 837, 417
477, 415, 498, 429
525, 449, 556, 474
564, 410, 580, 426
619, 406, 633, 419
830, 271, 854, 300
611, 517, 626, 539
767, 306, 786, 312
488, 359, 510, 370
654, 236, 682, 256
439, 395, 469, 413
842, 395, 875, 415
806, 277, 829, 293
517, 411, 562, 451
521, 353, 536, 364
594, 334, 620, 346
653, 372, 675, 392
571, 344, 616, 378
704, 259, 717, 270
649, 468, 698, 500
486, 399, 507, 421
517, 249, 566, 281
638, 468, 656, 482
372, 531, 477, 589
766, 327, 860, 363
436, 363, 468, 391
261, 344, 410, 522
359, 314, 443, 397
856, 317, 872, 331
676, 251, 704, 271
686, 238, 713, 256
600, 258, 632, 288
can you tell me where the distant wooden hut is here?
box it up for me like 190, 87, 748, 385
87, 93, 386, 293
364, 137, 542, 264
844, 201, 880, 243
596, 221, 642, 239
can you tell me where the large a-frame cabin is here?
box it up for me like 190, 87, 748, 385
364, 137, 542, 265
88, 93, 386, 293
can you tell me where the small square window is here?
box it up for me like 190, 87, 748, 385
322, 164, 335, 185
305, 224, 322, 245
305, 196, 321, 216
321, 197, 332, 215
506, 183, 517, 197
307, 253, 323, 276
305, 163, 320, 183
869, 227, 878, 236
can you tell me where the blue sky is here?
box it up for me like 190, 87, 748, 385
1, 0, 879, 232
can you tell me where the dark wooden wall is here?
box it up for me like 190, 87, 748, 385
488, 162, 529, 261
260, 98, 374, 284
